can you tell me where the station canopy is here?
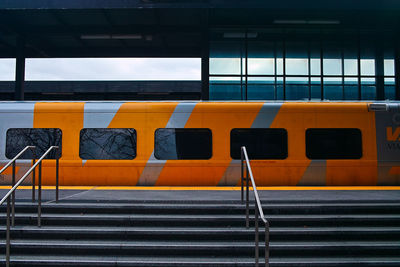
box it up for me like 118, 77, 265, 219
0, 0, 399, 58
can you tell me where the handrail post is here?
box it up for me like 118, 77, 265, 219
255, 200, 259, 267
38, 161, 42, 227
241, 148, 244, 203
245, 163, 249, 229
11, 161, 15, 227
265, 220, 270, 267
240, 147, 269, 267
56, 149, 59, 203
6, 196, 11, 267
32, 149, 36, 203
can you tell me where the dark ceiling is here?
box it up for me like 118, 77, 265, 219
0, 0, 399, 58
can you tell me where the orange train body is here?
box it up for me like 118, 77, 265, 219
0, 101, 399, 186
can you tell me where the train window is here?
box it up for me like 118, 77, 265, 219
79, 128, 136, 160
6, 128, 62, 159
154, 128, 212, 160
306, 128, 362, 159
230, 128, 288, 159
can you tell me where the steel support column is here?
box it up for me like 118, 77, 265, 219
201, 11, 209, 101
375, 43, 385, 100
395, 42, 400, 100
15, 37, 25, 101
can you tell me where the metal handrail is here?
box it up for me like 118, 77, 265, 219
0, 146, 60, 267
0, 146, 35, 175
241, 146, 270, 267
0, 146, 36, 227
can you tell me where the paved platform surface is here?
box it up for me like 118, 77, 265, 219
0, 187, 399, 203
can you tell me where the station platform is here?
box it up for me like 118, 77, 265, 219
1, 186, 399, 202
1, 186, 400, 266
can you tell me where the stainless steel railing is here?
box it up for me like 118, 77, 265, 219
0, 146, 36, 227
241, 146, 270, 267
0, 146, 60, 267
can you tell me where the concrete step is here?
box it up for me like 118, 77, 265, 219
1, 213, 399, 227
0, 196, 398, 267
1, 255, 400, 267
2, 239, 399, 257
4, 202, 400, 215
2, 226, 400, 241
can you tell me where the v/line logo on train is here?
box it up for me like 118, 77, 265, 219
386, 127, 400, 141
0, 102, 399, 186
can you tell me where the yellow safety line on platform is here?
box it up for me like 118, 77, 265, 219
0, 186, 399, 190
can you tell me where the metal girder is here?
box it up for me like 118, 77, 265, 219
7, 46, 201, 58
15, 37, 25, 100
1, 0, 400, 10
3, 24, 203, 37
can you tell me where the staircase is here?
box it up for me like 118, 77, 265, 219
1, 199, 400, 266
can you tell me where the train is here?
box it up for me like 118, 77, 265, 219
0, 101, 399, 186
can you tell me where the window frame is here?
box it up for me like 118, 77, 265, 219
5, 128, 63, 159
230, 128, 288, 160
79, 128, 137, 160
305, 128, 363, 160
154, 128, 213, 160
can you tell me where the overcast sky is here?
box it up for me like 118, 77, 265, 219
0, 57, 390, 81
0, 58, 201, 81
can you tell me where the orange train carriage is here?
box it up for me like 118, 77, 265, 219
0, 101, 399, 186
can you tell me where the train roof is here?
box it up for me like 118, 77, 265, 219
0, 101, 399, 113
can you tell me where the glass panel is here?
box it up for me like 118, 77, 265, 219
361, 86, 376, 100
79, 128, 136, 160
210, 42, 242, 75
286, 59, 308, 75
324, 78, 343, 100
311, 86, 321, 100
310, 58, 321, 75
344, 59, 358, 75
248, 58, 274, 75
324, 86, 343, 100
384, 78, 395, 100
276, 84, 284, 100
247, 77, 275, 100
248, 42, 274, 75
384, 59, 395, 76
360, 59, 375, 76
6, 128, 62, 159
344, 78, 359, 100
286, 78, 309, 100
385, 86, 396, 100
323, 59, 342, 75
154, 128, 212, 160
385, 77, 395, 85
306, 128, 362, 159
276, 58, 283, 75
209, 77, 241, 100
210, 58, 241, 75
361, 78, 376, 100
344, 86, 359, 100
309, 42, 320, 76
230, 128, 288, 159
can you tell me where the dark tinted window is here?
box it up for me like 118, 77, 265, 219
154, 128, 212, 160
230, 128, 288, 159
79, 128, 136, 160
6, 128, 62, 159
306, 128, 362, 159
